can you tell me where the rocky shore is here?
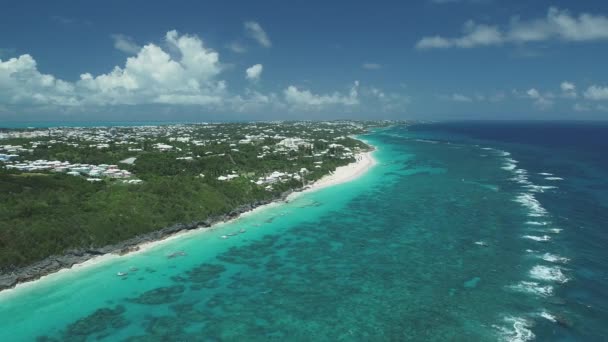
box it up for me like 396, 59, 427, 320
0, 190, 296, 292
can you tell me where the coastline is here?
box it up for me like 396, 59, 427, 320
0, 143, 377, 295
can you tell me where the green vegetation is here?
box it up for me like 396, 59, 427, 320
0, 121, 389, 270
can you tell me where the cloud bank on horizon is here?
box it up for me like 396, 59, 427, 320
1, 2, 608, 120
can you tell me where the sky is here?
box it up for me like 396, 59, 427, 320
1, 0, 608, 122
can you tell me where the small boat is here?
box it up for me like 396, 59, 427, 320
221, 235, 229, 239
474, 241, 488, 247
129, 267, 139, 272
117, 272, 128, 277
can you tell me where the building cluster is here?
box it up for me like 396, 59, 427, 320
4, 159, 140, 183
0, 121, 376, 188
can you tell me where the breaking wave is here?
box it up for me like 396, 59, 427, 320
514, 193, 547, 217
530, 265, 569, 283
494, 316, 535, 342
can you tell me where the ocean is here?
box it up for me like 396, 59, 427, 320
0, 121, 607, 341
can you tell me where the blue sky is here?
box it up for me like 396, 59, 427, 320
1, 0, 608, 122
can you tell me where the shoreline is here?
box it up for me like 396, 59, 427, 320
0, 144, 377, 295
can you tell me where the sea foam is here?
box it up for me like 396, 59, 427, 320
525, 221, 548, 226
509, 281, 554, 297
530, 265, 569, 283
494, 316, 535, 342
541, 253, 569, 264
524, 184, 557, 193
544, 177, 564, 181
515, 193, 547, 217
539, 311, 557, 323
522, 235, 551, 242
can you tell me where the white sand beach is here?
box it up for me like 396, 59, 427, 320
1, 147, 377, 295
289, 150, 376, 199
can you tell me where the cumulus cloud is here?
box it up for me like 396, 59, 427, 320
245, 64, 263, 82
111, 34, 141, 55
416, 7, 608, 49
584, 85, 608, 100
0, 54, 78, 106
1, 31, 400, 116
1, 30, 226, 107
560, 81, 577, 98
283, 81, 360, 109
362, 63, 382, 70
244, 21, 272, 47
526, 88, 554, 109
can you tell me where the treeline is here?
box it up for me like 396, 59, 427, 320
0, 152, 353, 270
0, 171, 275, 270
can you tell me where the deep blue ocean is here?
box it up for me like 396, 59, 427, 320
0, 121, 606, 341
404, 121, 608, 341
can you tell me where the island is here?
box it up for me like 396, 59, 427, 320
0, 120, 393, 290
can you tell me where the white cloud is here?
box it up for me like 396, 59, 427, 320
362, 63, 382, 70
0, 54, 78, 106
509, 7, 608, 42
584, 85, 608, 100
526, 88, 554, 109
560, 81, 575, 92
244, 21, 272, 47
1, 30, 226, 107
451, 93, 473, 102
417, 7, 608, 49
230, 90, 284, 113
283, 81, 360, 109
245, 64, 263, 82
111, 34, 141, 55
560, 81, 577, 98
417, 21, 503, 49
438, 93, 475, 102
369, 87, 385, 99
1, 30, 404, 116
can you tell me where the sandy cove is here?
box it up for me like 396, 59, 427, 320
0, 145, 377, 295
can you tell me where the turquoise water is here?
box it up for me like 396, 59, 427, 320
0, 125, 604, 341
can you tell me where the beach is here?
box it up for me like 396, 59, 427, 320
0, 146, 377, 296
